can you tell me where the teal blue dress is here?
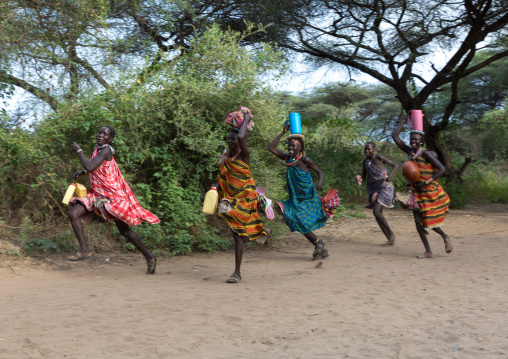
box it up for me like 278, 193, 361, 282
281, 158, 328, 234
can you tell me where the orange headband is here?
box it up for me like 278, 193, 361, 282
290, 139, 302, 149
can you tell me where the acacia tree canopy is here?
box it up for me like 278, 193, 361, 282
240, 0, 508, 179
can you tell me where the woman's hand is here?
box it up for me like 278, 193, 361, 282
244, 112, 252, 123
72, 170, 86, 180
316, 184, 323, 191
385, 175, 393, 182
356, 174, 362, 186
71, 141, 81, 153
283, 122, 290, 133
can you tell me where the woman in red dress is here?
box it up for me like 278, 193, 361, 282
68, 126, 159, 274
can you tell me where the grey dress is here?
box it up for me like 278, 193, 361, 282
364, 157, 394, 208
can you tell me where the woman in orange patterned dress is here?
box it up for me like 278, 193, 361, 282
392, 119, 453, 259
216, 112, 270, 283
68, 126, 159, 274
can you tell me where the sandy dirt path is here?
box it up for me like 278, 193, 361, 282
1, 205, 508, 358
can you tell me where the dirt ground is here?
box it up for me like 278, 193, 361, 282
1, 204, 508, 358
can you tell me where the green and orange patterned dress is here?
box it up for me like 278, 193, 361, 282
217, 153, 267, 241
411, 150, 450, 229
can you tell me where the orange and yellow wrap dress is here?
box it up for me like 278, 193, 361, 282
412, 151, 450, 229
217, 155, 267, 241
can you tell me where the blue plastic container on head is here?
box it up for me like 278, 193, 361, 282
288, 112, 302, 135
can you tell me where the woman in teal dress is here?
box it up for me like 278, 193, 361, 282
268, 122, 337, 259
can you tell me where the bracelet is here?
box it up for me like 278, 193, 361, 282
76, 149, 83, 153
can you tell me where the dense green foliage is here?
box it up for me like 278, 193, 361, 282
0, 25, 366, 255
1, 7, 508, 257
1, 25, 288, 254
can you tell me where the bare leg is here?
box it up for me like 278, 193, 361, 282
375, 217, 390, 238
115, 220, 156, 274
373, 203, 395, 244
303, 231, 318, 245
432, 227, 453, 253
413, 211, 432, 258
228, 232, 248, 283
115, 220, 153, 260
68, 203, 91, 256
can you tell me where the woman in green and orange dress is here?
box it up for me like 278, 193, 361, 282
216, 110, 269, 283
392, 118, 453, 259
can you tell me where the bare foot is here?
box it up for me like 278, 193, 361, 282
416, 252, 433, 259
445, 236, 453, 253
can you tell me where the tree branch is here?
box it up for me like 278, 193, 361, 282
0, 70, 59, 110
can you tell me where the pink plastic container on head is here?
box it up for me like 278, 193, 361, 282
407, 110, 424, 132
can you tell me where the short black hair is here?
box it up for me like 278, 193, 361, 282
288, 137, 305, 152
104, 126, 115, 141
229, 127, 239, 134
365, 141, 376, 149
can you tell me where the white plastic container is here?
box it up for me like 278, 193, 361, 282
202, 186, 219, 214
62, 183, 76, 205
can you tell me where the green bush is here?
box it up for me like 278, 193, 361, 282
442, 180, 468, 209
24, 238, 59, 255
1, 24, 289, 255
478, 171, 508, 204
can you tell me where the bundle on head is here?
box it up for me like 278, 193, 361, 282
225, 106, 255, 131
287, 133, 304, 140
410, 130, 425, 138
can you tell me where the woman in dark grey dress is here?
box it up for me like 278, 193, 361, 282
356, 141, 399, 245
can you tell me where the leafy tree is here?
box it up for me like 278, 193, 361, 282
0, 24, 287, 254
240, 0, 508, 181
0, 0, 252, 112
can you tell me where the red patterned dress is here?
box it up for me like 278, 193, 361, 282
70, 147, 159, 226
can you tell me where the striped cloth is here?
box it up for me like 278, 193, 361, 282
217, 156, 267, 240
411, 151, 450, 229
69, 147, 159, 226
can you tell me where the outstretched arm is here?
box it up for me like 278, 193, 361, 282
392, 118, 411, 155
71, 142, 111, 173
268, 122, 290, 160
303, 157, 324, 191
378, 154, 399, 182
237, 112, 252, 161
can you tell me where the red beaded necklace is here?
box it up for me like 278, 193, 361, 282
285, 152, 302, 166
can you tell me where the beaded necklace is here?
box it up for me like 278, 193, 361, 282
409, 146, 424, 161
228, 149, 241, 161
285, 152, 303, 166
